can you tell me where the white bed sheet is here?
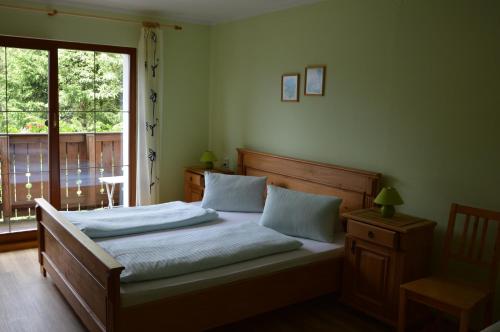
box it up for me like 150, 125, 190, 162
118, 204, 345, 307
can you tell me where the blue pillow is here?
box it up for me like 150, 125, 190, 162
201, 172, 267, 212
259, 185, 342, 243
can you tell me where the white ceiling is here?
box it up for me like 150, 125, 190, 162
29, 0, 324, 25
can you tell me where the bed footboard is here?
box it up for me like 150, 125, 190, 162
36, 198, 124, 332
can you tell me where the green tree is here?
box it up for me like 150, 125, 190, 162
0, 47, 124, 134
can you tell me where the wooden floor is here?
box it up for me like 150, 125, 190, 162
0, 249, 455, 332
211, 295, 391, 332
0, 249, 86, 332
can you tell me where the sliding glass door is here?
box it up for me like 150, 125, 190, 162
0, 36, 136, 235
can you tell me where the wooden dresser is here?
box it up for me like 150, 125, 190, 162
184, 166, 234, 202
341, 208, 436, 326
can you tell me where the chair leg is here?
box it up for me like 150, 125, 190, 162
459, 310, 470, 332
398, 288, 407, 332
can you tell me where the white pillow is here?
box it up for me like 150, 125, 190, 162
201, 172, 267, 212
259, 185, 342, 243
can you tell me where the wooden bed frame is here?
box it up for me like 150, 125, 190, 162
35, 149, 381, 332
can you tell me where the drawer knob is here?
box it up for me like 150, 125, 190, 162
368, 231, 375, 239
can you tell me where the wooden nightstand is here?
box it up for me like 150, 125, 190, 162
184, 166, 234, 202
341, 208, 436, 326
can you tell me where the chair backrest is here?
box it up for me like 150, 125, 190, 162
442, 203, 500, 291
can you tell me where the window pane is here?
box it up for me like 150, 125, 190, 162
58, 49, 129, 211
8, 131, 48, 174
95, 52, 124, 113
7, 131, 49, 229
96, 111, 123, 133
97, 166, 127, 208
7, 111, 48, 134
96, 111, 127, 167
60, 166, 127, 211
0, 112, 6, 134
6, 48, 48, 112
60, 167, 96, 211
1, 48, 49, 233
59, 49, 95, 112
0, 47, 5, 113
7, 170, 49, 232
59, 111, 95, 134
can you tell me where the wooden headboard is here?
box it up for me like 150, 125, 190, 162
237, 149, 381, 215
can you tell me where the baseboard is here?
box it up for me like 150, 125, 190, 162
0, 230, 37, 252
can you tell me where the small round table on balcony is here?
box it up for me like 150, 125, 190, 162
99, 176, 125, 209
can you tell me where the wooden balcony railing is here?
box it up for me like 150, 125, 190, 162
0, 132, 124, 222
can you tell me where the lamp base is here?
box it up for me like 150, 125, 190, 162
380, 205, 395, 218
203, 161, 214, 170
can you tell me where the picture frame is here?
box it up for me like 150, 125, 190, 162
304, 65, 326, 96
281, 73, 300, 102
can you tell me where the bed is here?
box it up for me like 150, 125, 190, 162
35, 148, 381, 332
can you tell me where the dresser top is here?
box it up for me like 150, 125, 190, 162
185, 166, 234, 176
343, 208, 436, 233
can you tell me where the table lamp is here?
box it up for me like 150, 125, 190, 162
374, 187, 404, 218
200, 150, 217, 169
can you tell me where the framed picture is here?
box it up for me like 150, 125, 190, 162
281, 73, 300, 102
304, 65, 326, 96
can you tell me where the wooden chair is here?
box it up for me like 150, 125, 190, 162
398, 203, 500, 332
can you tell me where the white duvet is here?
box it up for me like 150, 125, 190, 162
64, 201, 218, 238
98, 221, 303, 283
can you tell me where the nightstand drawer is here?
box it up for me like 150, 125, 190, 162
185, 172, 203, 186
347, 220, 397, 248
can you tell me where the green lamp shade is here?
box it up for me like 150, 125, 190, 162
374, 187, 404, 206
200, 150, 217, 169
374, 187, 403, 218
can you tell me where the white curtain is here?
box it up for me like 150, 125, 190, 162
137, 27, 163, 205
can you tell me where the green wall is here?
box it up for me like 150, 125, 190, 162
0, 1, 210, 202
210, 0, 500, 234
209, 1, 500, 319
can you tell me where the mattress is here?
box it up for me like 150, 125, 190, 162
117, 205, 345, 307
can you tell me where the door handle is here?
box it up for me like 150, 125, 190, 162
45, 119, 58, 128
351, 240, 356, 254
